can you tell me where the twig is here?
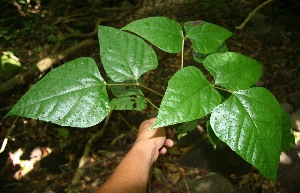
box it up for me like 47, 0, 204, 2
0, 117, 19, 153
235, 0, 273, 30
68, 111, 112, 192
12, 0, 26, 16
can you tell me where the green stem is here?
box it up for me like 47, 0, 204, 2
181, 35, 185, 69
107, 83, 138, 87
107, 82, 163, 97
145, 98, 159, 110
212, 85, 233, 93
137, 83, 164, 97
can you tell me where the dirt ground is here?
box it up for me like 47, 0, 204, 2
0, 0, 300, 192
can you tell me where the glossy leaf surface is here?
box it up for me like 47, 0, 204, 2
203, 52, 263, 90
4, 57, 110, 128
210, 87, 282, 182
122, 17, 183, 53
153, 66, 221, 129
184, 21, 232, 54
98, 26, 158, 82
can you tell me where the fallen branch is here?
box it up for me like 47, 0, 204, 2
36, 38, 97, 72
235, 0, 273, 30
0, 38, 97, 95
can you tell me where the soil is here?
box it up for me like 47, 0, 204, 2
0, 0, 300, 193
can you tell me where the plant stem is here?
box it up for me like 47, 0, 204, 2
138, 83, 163, 97
107, 83, 138, 87
181, 35, 185, 69
145, 98, 159, 110
212, 85, 232, 93
107, 83, 163, 97
236, 0, 273, 30
0, 117, 18, 153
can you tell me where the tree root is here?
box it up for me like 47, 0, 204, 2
235, 0, 273, 30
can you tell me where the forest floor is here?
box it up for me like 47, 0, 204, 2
0, 0, 300, 193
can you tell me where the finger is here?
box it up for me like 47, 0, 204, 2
164, 139, 174, 147
140, 118, 155, 129
159, 147, 167, 154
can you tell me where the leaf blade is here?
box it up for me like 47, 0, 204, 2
184, 21, 232, 54
210, 87, 282, 182
153, 66, 221, 128
98, 26, 158, 82
203, 52, 263, 90
4, 57, 110, 128
122, 17, 183, 53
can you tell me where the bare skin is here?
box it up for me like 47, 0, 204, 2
96, 118, 174, 193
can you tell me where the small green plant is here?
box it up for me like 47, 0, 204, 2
4, 17, 294, 182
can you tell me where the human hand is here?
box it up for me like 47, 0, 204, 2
134, 118, 174, 163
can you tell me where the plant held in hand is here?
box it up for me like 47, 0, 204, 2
4, 17, 294, 182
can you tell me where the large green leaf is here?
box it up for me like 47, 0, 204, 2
98, 26, 158, 82
4, 57, 110, 128
210, 87, 282, 182
203, 52, 263, 90
152, 66, 221, 129
184, 21, 232, 54
122, 17, 183, 53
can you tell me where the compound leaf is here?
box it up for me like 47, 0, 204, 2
210, 87, 282, 182
153, 66, 221, 129
203, 52, 263, 90
4, 57, 110, 128
109, 85, 147, 110
110, 95, 147, 111
122, 16, 183, 53
98, 26, 158, 82
184, 21, 232, 54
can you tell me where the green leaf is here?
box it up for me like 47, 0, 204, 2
108, 80, 138, 97
210, 87, 282, 182
206, 121, 219, 149
184, 21, 232, 54
122, 17, 183, 53
153, 66, 221, 129
203, 52, 263, 91
280, 109, 295, 151
4, 57, 110, 128
109, 85, 147, 110
110, 95, 147, 111
193, 42, 228, 63
177, 120, 198, 140
98, 26, 158, 82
